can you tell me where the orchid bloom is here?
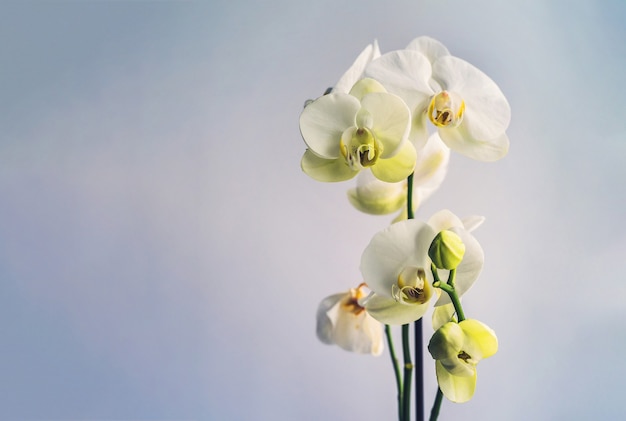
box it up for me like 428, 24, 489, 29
347, 132, 450, 216
364, 36, 510, 161
316, 284, 384, 356
428, 319, 498, 402
360, 210, 484, 325
359, 210, 484, 325
300, 78, 416, 183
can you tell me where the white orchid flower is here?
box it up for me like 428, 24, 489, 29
300, 78, 416, 183
359, 210, 484, 325
316, 284, 384, 356
364, 37, 510, 161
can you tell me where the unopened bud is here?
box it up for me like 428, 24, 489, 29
428, 230, 465, 270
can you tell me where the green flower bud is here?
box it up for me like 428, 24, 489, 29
428, 230, 465, 270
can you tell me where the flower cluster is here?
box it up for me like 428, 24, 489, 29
303, 36, 506, 416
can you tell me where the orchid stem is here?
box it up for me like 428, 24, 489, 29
385, 325, 403, 421
429, 269, 468, 420
405, 173, 424, 421
402, 323, 413, 421
429, 388, 444, 421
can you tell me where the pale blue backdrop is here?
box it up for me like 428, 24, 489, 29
1, 1, 625, 420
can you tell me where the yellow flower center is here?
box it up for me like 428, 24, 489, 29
428, 91, 465, 128
392, 266, 432, 305
340, 127, 383, 170
342, 283, 368, 316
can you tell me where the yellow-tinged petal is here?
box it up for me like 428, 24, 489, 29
428, 321, 464, 360
360, 292, 431, 325
459, 319, 498, 360
301, 149, 358, 182
347, 171, 406, 215
361, 92, 411, 158
432, 303, 457, 331
371, 141, 417, 183
435, 360, 477, 403
349, 78, 387, 101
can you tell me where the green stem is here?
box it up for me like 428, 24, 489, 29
429, 388, 444, 421
429, 269, 468, 420
406, 172, 424, 421
431, 267, 465, 322
385, 325, 403, 421
402, 323, 413, 421
407, 173, 414, 220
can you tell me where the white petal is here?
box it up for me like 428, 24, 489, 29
371, 141, 417, 183
364, 50, 434, 113
432, 56, 511, 141
405, 36, 450, 63
316, 293, 346, 344
435, 360, 477, 403
361, 292, 431, 325
432, 303, 457, 331
439, 125, 510, 162
360, 92, 411, 158
347, 171, 406, 215
461, 215, 485, 232
409, 111, 431, 150
301, 149, 359, 182
411, 134, 450, 209
428, 209, 465, 231
334, 41, 381, 94
360, 219, 436, 298
299, 93, 360, 158
333, 306, 384, 355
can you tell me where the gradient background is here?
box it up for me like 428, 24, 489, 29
1, 1, 625, 420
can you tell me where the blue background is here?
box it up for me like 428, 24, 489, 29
1, 1, 625, 419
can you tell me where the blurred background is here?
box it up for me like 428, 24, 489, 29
1, 0, 625, 420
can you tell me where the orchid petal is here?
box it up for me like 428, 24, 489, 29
438, 125, 510, 162
432, 303, 457, 331
432, 56, 510, 141
371, 141, 417, 183
316, 293, 345, 344
360, 219, 436, 299
428, 321, 464, 360
299, 93, 360, 158
364, 50, 434, 112
461, 215, 485, 232
428, 209, 465, 231
409, 111, 431, 150
347, 171, 406, 215
411, 133, 450, 209
459, 319, 498, 360
301, 149, 358, 182
349, 78, 387, 102
334, 41, 381, 94
435, 360, 477, 403
361, 292, 431, 325
360, 92, 411, 158
405, 36, 450, 64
